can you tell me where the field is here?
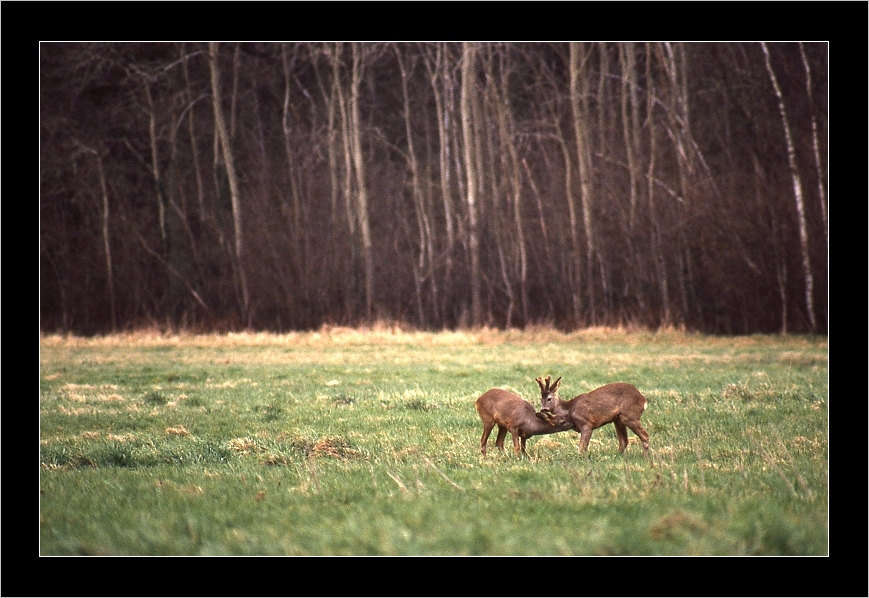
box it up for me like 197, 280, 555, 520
39, 327, 828, 555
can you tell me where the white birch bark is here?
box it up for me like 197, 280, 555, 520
350, 43, 374, 320
461, 42, 482, 326
761, 42, 815, 332
570, 42, 597, 323
96, 153, 117, 331
209, 42, 250, 325
798, 42, 827, 251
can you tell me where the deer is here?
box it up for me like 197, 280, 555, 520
536, 375, 650, 457
475, 386, 575, 458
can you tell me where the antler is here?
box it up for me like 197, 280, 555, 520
536, 375, 561, 393
550, 376, 562, 393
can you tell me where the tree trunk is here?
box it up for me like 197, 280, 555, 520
95, 152, 117, 331
328, 43, 361, 321
663, 42, 693, 325
209, 41, 250, 326
570, 42, 597, 324
461, 42, 482, 327
397, 44, 435, 327
501, 71, 529, 325
423, 44, 456, 324
619, 42, 642, 320
229, 43, 241, 141
798, 42, 827, 252
646, 43, 671, 325
143, 83, 167, 247
181, 44, 206, 224
761, 42, 815, 333
596, 44, 612, 319
350, 43, 375, 321
281, 44, 303, 265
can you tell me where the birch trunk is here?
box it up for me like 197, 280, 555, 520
350, 43, 375, 321
327, 43, 361, 320
798, 42, 827, 252
423, 45, 456, 321
761, 42, 815, 333
209, 42, 250, 326
461, 42, 482, 327
570, 42, 597, 324
142, 83, 167, 248
663, 42, 692, 324
557, 130, 581, 323
95, 153, 117, 331
646, 43, 670, 325
500, 68, 529, 324
181, 44, 206, 224
619, 43, 642, 318
397, 44, 435, 327
281, 44, 303, 267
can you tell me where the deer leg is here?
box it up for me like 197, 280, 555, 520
614, 420, 629, 453
480, 421, 495, 455
578, 426, 594, 453
625, 420, 650, 457
519, 435, 528, 458
512, 430, 522, 458
495, 425, 508, 452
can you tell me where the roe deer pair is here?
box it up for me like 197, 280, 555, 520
536, 375, 650, 457
475, 387, 574, 457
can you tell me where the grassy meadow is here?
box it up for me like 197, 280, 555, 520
39, 327, 828, 555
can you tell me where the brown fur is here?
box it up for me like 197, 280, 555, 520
475, 388, 574, 458
537, 376, 649, 457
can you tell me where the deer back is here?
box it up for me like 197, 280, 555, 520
476, 388, 570, 436
566, 382, 647, 424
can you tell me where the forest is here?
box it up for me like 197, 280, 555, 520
40, 42, 827, 335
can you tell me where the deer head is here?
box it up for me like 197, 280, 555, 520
535, 375, 562, 413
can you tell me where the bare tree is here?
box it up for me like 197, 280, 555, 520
72, 140, 118, 331
180, 44, 207, 224
40, 42, 827, 334
494, 50, 529, 324
349, 43, 376, 321
760, 42, 815, 333
618, 42, 644, 321
94, 150, 117, 331
396, 44, 437, 326
569, 43, 599, 324
281, 43, 304, 272
798, 42, 827, 252
209, 42, 250, 326
461, 42, 482, 326
646, 43, 671, 325
423, 44, 456, 313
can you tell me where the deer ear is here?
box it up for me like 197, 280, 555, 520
535, 376, 545, 391
551, 376, 562, 392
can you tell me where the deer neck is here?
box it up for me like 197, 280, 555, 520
550, 395, 571, 416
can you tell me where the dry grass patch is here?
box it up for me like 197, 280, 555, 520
532, 437, 571, 452
166, 425, 191, 437
57, 404, 98, 416
649, 510, 707, 540
107, 433, 137, 442
228, 438, 260, 454
261, 453, 291, 466
312, 436, 366, 460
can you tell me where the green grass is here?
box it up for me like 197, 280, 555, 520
39, 327, 828, 555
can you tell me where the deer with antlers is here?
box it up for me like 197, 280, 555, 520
535, 375, 650, 457
475, 386, 575, 458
